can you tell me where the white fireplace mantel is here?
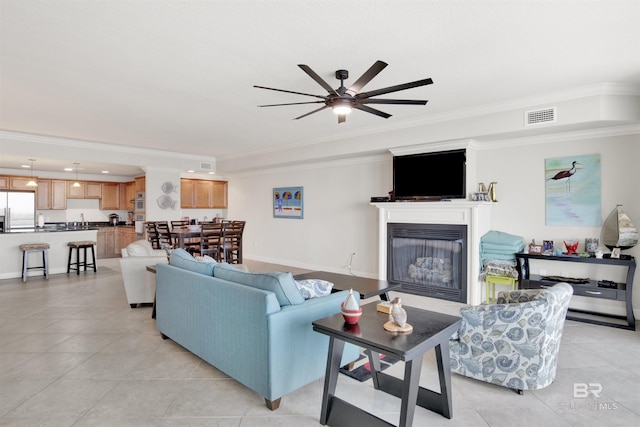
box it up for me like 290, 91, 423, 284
372, 200, 492, 305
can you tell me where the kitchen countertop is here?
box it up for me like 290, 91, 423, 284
2, 222, 135, 234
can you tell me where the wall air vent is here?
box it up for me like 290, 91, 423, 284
199, 161, 214, 171
525, 107, 556, 126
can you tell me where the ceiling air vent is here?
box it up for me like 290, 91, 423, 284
199, 161, 214, 171
525, 107, 556, 126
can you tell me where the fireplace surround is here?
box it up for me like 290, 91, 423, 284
388, 223, 468, 302
373, 201, 492, 305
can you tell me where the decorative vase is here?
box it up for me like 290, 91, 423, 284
341, 289, 362, 324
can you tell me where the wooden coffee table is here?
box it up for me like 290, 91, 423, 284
313, 303, 461, 427
294, 271, 401, 301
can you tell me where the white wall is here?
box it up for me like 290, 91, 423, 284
228, 132, 640, 317
228, 155, 391, 275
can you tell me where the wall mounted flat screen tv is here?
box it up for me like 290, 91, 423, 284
392, 149, 466, 200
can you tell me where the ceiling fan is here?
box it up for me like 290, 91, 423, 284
254, 60, 433, 123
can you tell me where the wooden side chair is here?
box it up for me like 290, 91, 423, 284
145, 222, 161, 249
222, 220, 245, 264
199, 222, 224, 261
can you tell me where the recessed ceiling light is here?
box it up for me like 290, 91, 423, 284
208, 172, 216, 175
64, 167, 73, 171
21, 164, 31, 168
187, 170, 195, 173
101, 170, 109, 174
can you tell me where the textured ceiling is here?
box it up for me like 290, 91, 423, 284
1, 0, 639, 175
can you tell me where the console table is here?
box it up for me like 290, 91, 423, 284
515, 253, 636, 330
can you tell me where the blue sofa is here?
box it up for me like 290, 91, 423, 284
155, 250, 360, 410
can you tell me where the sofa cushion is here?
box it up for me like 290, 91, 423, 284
294, 279, 334, 299
170, 248, 216, 276
126, 240, 154, 257
214, 263, 305, 306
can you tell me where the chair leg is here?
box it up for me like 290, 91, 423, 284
67, 247, 73, 274
43, 250, 49, 279
90, 245, 96, 272
22, 250, 27, 282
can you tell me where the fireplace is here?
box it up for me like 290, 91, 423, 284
372, 200, 492, 305
388, 223, 467, 302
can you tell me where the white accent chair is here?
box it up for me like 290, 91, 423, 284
119, 240, 168, 308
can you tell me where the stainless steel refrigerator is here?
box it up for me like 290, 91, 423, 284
0, 191, 36, 231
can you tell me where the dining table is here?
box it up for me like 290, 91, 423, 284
169, 226, 203, 249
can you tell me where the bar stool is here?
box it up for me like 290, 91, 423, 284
485, 275, 518, 303
19, 243, 50, 282
67, 241, 97, 275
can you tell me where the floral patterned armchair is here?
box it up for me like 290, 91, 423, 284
449, 283, 573, 393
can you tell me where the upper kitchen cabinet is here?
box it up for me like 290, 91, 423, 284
9, 176, 37, 190
100, 182, 120, 210
211, 181, 228, 208
134, 176, 145, 193
180, 179, 228, 209
67, 181, 102, 199
120, 182, 135, 210
36, 179, 67, 210
0, 176, 8, 189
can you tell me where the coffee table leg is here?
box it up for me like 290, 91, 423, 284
399, 358, 422, 427
320, 337, 344, 425
368, 350, 382, 389
435, 342, 453, 419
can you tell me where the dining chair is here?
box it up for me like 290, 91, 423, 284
199, 222, 224, 261
222, 220, 245, 264
144, 222, 161, 249
155, 221, 174, 248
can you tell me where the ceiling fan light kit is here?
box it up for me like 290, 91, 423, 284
254, 60, 432, 123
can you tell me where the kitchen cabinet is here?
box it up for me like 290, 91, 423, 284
67, 181, 102, 199
121, 182, 135, 210
9, 177, 36, 190
100, 183, 120, 210
134, 176, 145, 193
0, 176, 8, 189
212, 181, 228, 208
97, 226, 137, 258
36, 179, 66, 209
195, 180, 212, 208
180, 179, 195, 208
181, 178, 228, 208
96, 227, 116, 258
116, 227, 137, 251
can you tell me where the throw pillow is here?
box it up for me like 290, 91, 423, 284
170, 248, 216, 276
214, 263, 305, 306
126, 240, 153, 257
294, 279, 334, 299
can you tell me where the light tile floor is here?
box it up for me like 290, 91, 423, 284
0, 258, 639, 426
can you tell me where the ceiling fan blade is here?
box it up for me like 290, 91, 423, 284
258, 101, 325, 107
359, 99, 428, 105
298, 64, 339, 96
345, 60, 388, 96
353, 104, 392, 119
253, 85, 326, 100
294, 105, 329, 120
356, 78, 433, 100
338, 114, 347, 124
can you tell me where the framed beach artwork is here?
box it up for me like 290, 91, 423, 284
545, 154, 601, 226
273, 186, 304, 219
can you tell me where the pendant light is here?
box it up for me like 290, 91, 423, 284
26, 159, 38, 187
73, 162, 81, 188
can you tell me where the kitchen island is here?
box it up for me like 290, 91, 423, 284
0, 227, 98, 280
